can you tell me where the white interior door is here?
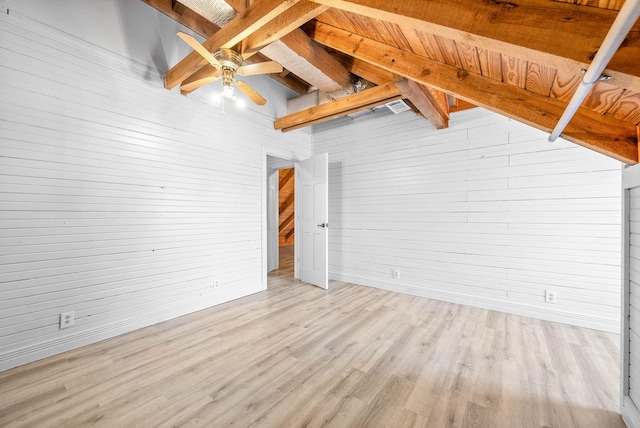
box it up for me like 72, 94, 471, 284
296, 153, 328, 289
267, 170, 279, 272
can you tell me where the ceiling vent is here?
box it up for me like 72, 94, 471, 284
384, 99, 411, 114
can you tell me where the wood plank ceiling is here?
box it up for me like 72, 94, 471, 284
143, 0, 640, 164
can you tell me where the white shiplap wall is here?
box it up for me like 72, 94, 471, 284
622, 166, 640, 428
314, 109, 622, 332
0, 11, 311, 371
628, 186, 640, 414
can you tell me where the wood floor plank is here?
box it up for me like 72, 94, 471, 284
0, 245, 625, 427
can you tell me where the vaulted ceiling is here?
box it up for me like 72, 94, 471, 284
142, 0, 640, 164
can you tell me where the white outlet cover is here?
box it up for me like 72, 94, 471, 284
60, 311, 75, 329
545, 291, 557, 304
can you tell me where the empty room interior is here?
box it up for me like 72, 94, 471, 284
2, 0, 640, 427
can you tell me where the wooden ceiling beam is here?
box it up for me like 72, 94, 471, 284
336, 53, 396, 85
281, 97, 402, 132
241, 2, 329, 57
395, 79, 449, 129
305, 21, 638, 164
275, 82, 402, 131
223, 0, 249, 13
173, 1, 326, 94
141, 0, 220, 38
311, 0, 640, 92
338, 53, 453, 127
260, 28, 351, 96
449, 99, 477, 113
245, 53, 310, 95
171, 0, 187, 15
141, 1, 309, 94
165, 0, 308, 89
335, 54, 455, 128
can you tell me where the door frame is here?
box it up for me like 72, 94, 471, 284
267, 170, 279, 273
261, 147, 303, 290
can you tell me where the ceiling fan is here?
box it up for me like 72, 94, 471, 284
177, 32, 283, 106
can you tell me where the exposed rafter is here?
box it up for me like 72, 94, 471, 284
167, 0, 327, 93
144, 0, 639, 163
141, 0, 220, 38
142, 0, 310, 94
311, 0, 640, 92
449, 99, 477, 113
245, 52, 310, 94
336, 53, 396, 85
172, 0, 188, 15
304, 21, 638, 164
223, 0, 248, 13
274, 82, 403, 131
165, 0, 310, 89
240, 1, 328, 56
395, 79, 449, 129
261, 29, 352, 98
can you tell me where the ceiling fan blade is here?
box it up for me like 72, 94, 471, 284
181, 75, 220, 94
236, 80, 267, 105
237, 61, 283, 76
177, 32, 221, 69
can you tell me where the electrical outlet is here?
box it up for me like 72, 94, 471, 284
213, 279, 221, 289
60, 311, 75, 329
392, 269, 400, 279
545, 290, 557, 304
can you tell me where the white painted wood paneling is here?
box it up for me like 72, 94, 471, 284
628, 188, 640, 405
0, 9, 311, 371
623, 165, 640, 428
314, 109, 622, 331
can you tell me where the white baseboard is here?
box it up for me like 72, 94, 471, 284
0, 268, 620, 372
0, 284, 260, 372
330, 272, 619, 333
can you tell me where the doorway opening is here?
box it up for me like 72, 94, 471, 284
274, 168, 295, 281
266, 156, 296, 289
263, 152, 329, 291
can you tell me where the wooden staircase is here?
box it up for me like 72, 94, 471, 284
278, 168, 294, 245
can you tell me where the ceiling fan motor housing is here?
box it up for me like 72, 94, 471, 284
214, 48, 242, 87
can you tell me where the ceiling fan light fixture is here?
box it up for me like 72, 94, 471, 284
178, 34, 274, 106
212, 84, 247, 111
221, 84, 235, 99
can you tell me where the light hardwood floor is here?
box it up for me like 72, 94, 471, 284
0, 246, 624, 427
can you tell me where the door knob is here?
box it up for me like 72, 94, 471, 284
317, 222, 328, 228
